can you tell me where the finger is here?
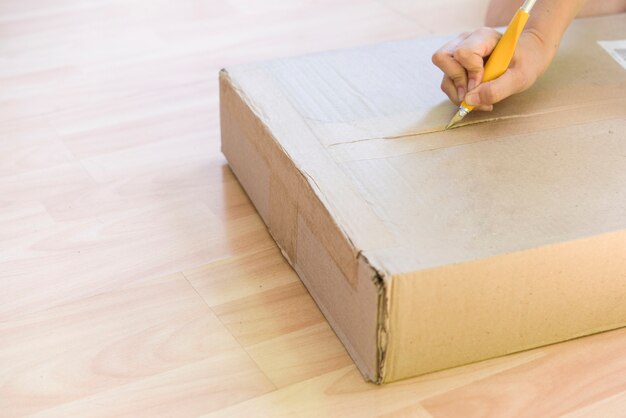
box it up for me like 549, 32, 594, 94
440, 32, 471, 52
439, 32, 472, 57
454, 28, 502, 91
475, 104, 494, 112
464, 67, 528, 106
432, 34, 471, 99
433, 55, 468, 101
440, 76, 460, 105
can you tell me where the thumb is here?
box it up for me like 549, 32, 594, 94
464, 68, 528, 107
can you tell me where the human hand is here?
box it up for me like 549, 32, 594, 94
431, 27, 553, 111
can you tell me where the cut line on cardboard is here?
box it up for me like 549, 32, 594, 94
599, 40, 626, 70
326, 97, 626, 164
326, 98, 623, 148
383, 102, 595, 139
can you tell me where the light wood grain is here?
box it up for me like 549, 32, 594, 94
211, 281, 326, 347
184, 247, 299, 307
0, 274, 275, 417
421, 328, 626, 417
201, 350, 548, 418
2, 0, 626, 417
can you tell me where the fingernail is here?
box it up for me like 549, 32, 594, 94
457, 86, 465, 101
468, 79, 476, 92
465, 92, 479, 106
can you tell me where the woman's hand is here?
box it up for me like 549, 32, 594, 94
431, 27, 553, 111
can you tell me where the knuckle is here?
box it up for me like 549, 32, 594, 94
450, 76, 464, 85
449, 72, 467, 85
454, 48, 472, 61
431, 51, 445, 65
454, 50, 482, 72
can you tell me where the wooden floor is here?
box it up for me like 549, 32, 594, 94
2, 1, 626, 416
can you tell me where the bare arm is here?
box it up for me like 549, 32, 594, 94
520, 0, 587, 58
487, 0, 626, 26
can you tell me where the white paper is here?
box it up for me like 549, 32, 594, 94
599, 40, 626, 70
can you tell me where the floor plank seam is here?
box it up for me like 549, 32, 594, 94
180, 270, 279, 391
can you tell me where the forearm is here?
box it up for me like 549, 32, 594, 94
523, 0, 588, 59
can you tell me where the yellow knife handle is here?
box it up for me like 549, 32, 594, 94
461, 8, 530, 111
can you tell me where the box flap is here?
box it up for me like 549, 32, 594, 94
224, 14, 626, 278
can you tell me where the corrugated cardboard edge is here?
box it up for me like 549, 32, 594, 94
377, 228, 626, 383
219, 69, 391, 383
369, 257, 391, 385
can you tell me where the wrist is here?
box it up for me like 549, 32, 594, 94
520, 28, 557, 79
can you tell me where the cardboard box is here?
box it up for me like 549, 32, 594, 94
220, 14, 626, 383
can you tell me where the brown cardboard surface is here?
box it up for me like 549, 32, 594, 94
220, 14, 626, 383
220, 71, 383, 380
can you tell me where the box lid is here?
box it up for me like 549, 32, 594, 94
225, 14, 626, 279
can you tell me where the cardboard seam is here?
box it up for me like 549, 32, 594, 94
324, 97, 626, 148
